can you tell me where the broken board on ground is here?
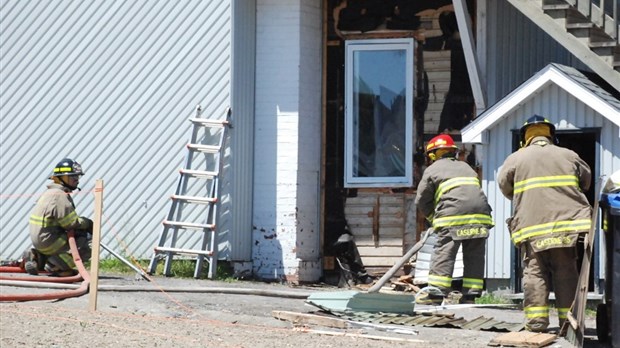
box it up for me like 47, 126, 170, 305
489, 332, 557, 347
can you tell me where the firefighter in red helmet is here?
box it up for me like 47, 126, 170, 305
415, 134, 494, 303
21, 158, 92, 276
498, 115, 592, 332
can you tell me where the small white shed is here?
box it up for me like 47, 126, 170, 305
461, 63, 620, 291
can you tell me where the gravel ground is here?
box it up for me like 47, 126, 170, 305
0, 272, 606, 348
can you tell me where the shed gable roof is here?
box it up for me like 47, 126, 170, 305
461, 63, 620, 143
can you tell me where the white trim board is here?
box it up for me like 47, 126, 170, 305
453, 0, 486, 110
461, 63, 620, 144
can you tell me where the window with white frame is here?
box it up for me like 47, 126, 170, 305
344, 38, 414, 187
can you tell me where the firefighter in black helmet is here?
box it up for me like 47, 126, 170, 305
498, 115, 592, 332
51, 158, 84, 190
518, 115, 556, 147
21, 158, 92, 276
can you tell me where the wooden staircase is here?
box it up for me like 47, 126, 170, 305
508, 0, 620, 88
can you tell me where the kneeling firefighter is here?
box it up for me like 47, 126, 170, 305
21, 158, 92, 276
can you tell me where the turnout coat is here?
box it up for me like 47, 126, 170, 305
415, 156, 494, 238
497, 136, 592, 250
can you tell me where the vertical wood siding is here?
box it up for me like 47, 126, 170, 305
0, 0, 234, 261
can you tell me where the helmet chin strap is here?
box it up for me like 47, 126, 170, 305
55, 176, 79, 191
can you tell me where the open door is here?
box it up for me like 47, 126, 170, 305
511, 129, 599, 293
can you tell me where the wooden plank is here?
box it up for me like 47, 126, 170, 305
292, 328, 425, 343
272, 310, 349, 329
425, 116, 441, 126
357, 246, 403, 257
348, 222, 404, 232
426, 70, 451, 81
347, 216, 405, 226
350, 228, 404, 238
563, 179, 603, 344
423, 28, 443, 38
424, 122, 441, 133
424, 59, 451, 70
428, 81, 450, 91
423, 50, 451, 60
427, 93, 448, 102
345, 205, 405, 216
361, 256, 403, 267
89, 179, 104, 311
426, 102, 445, 112
488, 332, 557, 347
355, 236, 403, 245
426, 111, 442, 120
345, 196, 377, 205
345, 198, 408, 206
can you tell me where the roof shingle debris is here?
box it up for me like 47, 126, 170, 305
335, 311, 525, 332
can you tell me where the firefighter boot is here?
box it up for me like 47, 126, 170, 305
22, 248, 39, 275
442, 291, 463, 305
415, 287, 446, 305
525, 319, 549, 333
462, 290, 482, 304
44, 264, 78, 277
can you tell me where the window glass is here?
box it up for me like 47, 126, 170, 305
345, 39, 414, 187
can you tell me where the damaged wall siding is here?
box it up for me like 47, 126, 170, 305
252, 0, 322, 282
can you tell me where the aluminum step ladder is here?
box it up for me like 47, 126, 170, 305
148, 105, 231, 279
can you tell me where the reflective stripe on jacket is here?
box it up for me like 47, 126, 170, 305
498, 137, 592, 247
415, 157, 494, 231
29, 183, 83, 247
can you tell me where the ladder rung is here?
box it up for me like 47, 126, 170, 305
189, 118, 230, 127
154, 246, 214, 257
171, 195, 216, 204
163, 220, 215, 230
179, 169, 217, 179
187, 143, 220, 153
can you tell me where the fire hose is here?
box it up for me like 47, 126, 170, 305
0, 230, 91, 302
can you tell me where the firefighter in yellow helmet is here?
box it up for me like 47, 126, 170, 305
498, 115, 592, 332
21, 158, 92, 276
415, 134, 494, 303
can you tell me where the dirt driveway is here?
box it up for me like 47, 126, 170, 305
0, 273, 606, 348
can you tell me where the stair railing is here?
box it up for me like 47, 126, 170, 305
565, 0, 618, 42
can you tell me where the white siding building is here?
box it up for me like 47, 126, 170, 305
2, 0, 618, 289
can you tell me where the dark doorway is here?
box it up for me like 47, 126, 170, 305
510, 129, 599, 293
